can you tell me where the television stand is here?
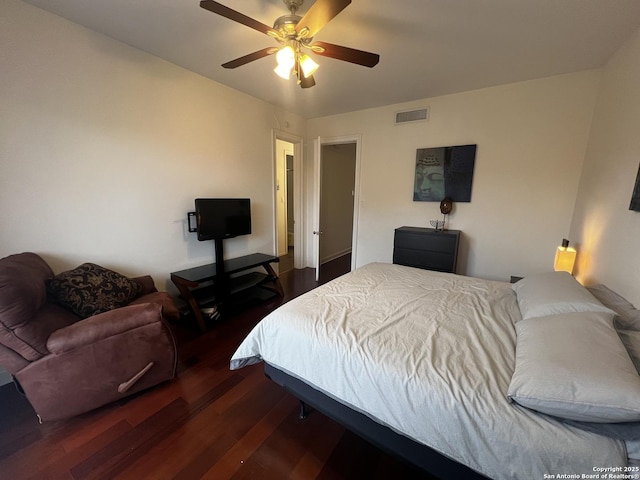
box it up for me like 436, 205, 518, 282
170, 253, 283, 332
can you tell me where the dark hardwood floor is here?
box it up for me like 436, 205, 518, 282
278, 247, 294, 274
0, 256, 433, 479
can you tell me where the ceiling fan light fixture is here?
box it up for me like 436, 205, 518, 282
299, 54, 319, 78
274, 63, 292, 79
201, 0, 380, 89
276, 45, 296, 69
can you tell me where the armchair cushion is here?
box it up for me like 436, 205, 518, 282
0, 253, 75, 363
0, 252, 53, 329
47, 263, 142, 318
2, 303, 78, 361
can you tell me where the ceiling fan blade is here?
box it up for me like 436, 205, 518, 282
222, 47, 278, 69
299, 74, 316, 89
311, 41, 379, 67
200, 0, 278, 37
295, 0, 351, 39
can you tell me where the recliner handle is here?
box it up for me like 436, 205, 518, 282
118, 362, 154, 393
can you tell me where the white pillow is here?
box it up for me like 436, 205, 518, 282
618, 329, 640, 373
507, 311, 640, 423
588, 284, 640, 331
512, 271, 614, 321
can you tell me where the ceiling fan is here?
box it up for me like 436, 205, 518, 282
199, 0, 380, 88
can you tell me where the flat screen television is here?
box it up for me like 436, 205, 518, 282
194, 198, 251, 241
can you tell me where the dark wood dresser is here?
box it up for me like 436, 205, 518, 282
393, 226, 461, 273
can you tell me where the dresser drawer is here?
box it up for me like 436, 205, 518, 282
393, 231, 457, 254
393, 248, 456, 272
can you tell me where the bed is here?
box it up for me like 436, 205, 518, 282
230, 262, 640, 479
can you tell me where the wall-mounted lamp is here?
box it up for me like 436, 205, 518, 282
554, 238, 577, 274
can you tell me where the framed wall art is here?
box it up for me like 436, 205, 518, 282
413, 144, 477, 202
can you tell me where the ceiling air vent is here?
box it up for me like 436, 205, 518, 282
394, 107, 429, 125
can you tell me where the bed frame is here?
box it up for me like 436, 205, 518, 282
265, 363, 488, 479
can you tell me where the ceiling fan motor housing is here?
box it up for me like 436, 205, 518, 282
283, 0, 305, 14
273, 14, 302, 38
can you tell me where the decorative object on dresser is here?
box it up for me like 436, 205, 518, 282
429, 219, 444, 230
0, 252, 178, 422
429, 197, 453, 231
440, 196, 453, 214
393, 226, 460, 273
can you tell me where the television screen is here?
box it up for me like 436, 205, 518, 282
195, 198, 251, 241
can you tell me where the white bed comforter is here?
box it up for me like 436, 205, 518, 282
231, 263, 628, 479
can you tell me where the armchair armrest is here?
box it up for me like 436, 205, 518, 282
46, 303, 163, 354
131, 275, 158, 296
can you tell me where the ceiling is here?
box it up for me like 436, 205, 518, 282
22, 0, 640, 119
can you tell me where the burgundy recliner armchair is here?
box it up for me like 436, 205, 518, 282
0, 252, 178, 422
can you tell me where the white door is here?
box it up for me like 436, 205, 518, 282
313, 138, 322, 281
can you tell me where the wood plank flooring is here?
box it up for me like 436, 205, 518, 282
0, 257, 433, 479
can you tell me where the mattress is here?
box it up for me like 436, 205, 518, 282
230, 262, 628, 479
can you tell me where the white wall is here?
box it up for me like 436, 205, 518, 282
306, 72, 601, 281
570, 25, 640, 306
0, 0, 304, 291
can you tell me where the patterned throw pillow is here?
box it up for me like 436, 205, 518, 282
47, 263, 142, 318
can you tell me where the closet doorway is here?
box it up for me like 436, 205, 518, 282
274, 133, 303, 273
313, 135, 361, 282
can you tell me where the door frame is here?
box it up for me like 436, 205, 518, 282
272, 130, 304, 269
313, 134, 362, 280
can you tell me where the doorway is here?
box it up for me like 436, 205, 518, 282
274, 133, 303, 273
313, 136, 361, 282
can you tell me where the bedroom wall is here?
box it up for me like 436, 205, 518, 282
569, 25, 640, 306
306, 71, 601, 281
0, 0, 305, 292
